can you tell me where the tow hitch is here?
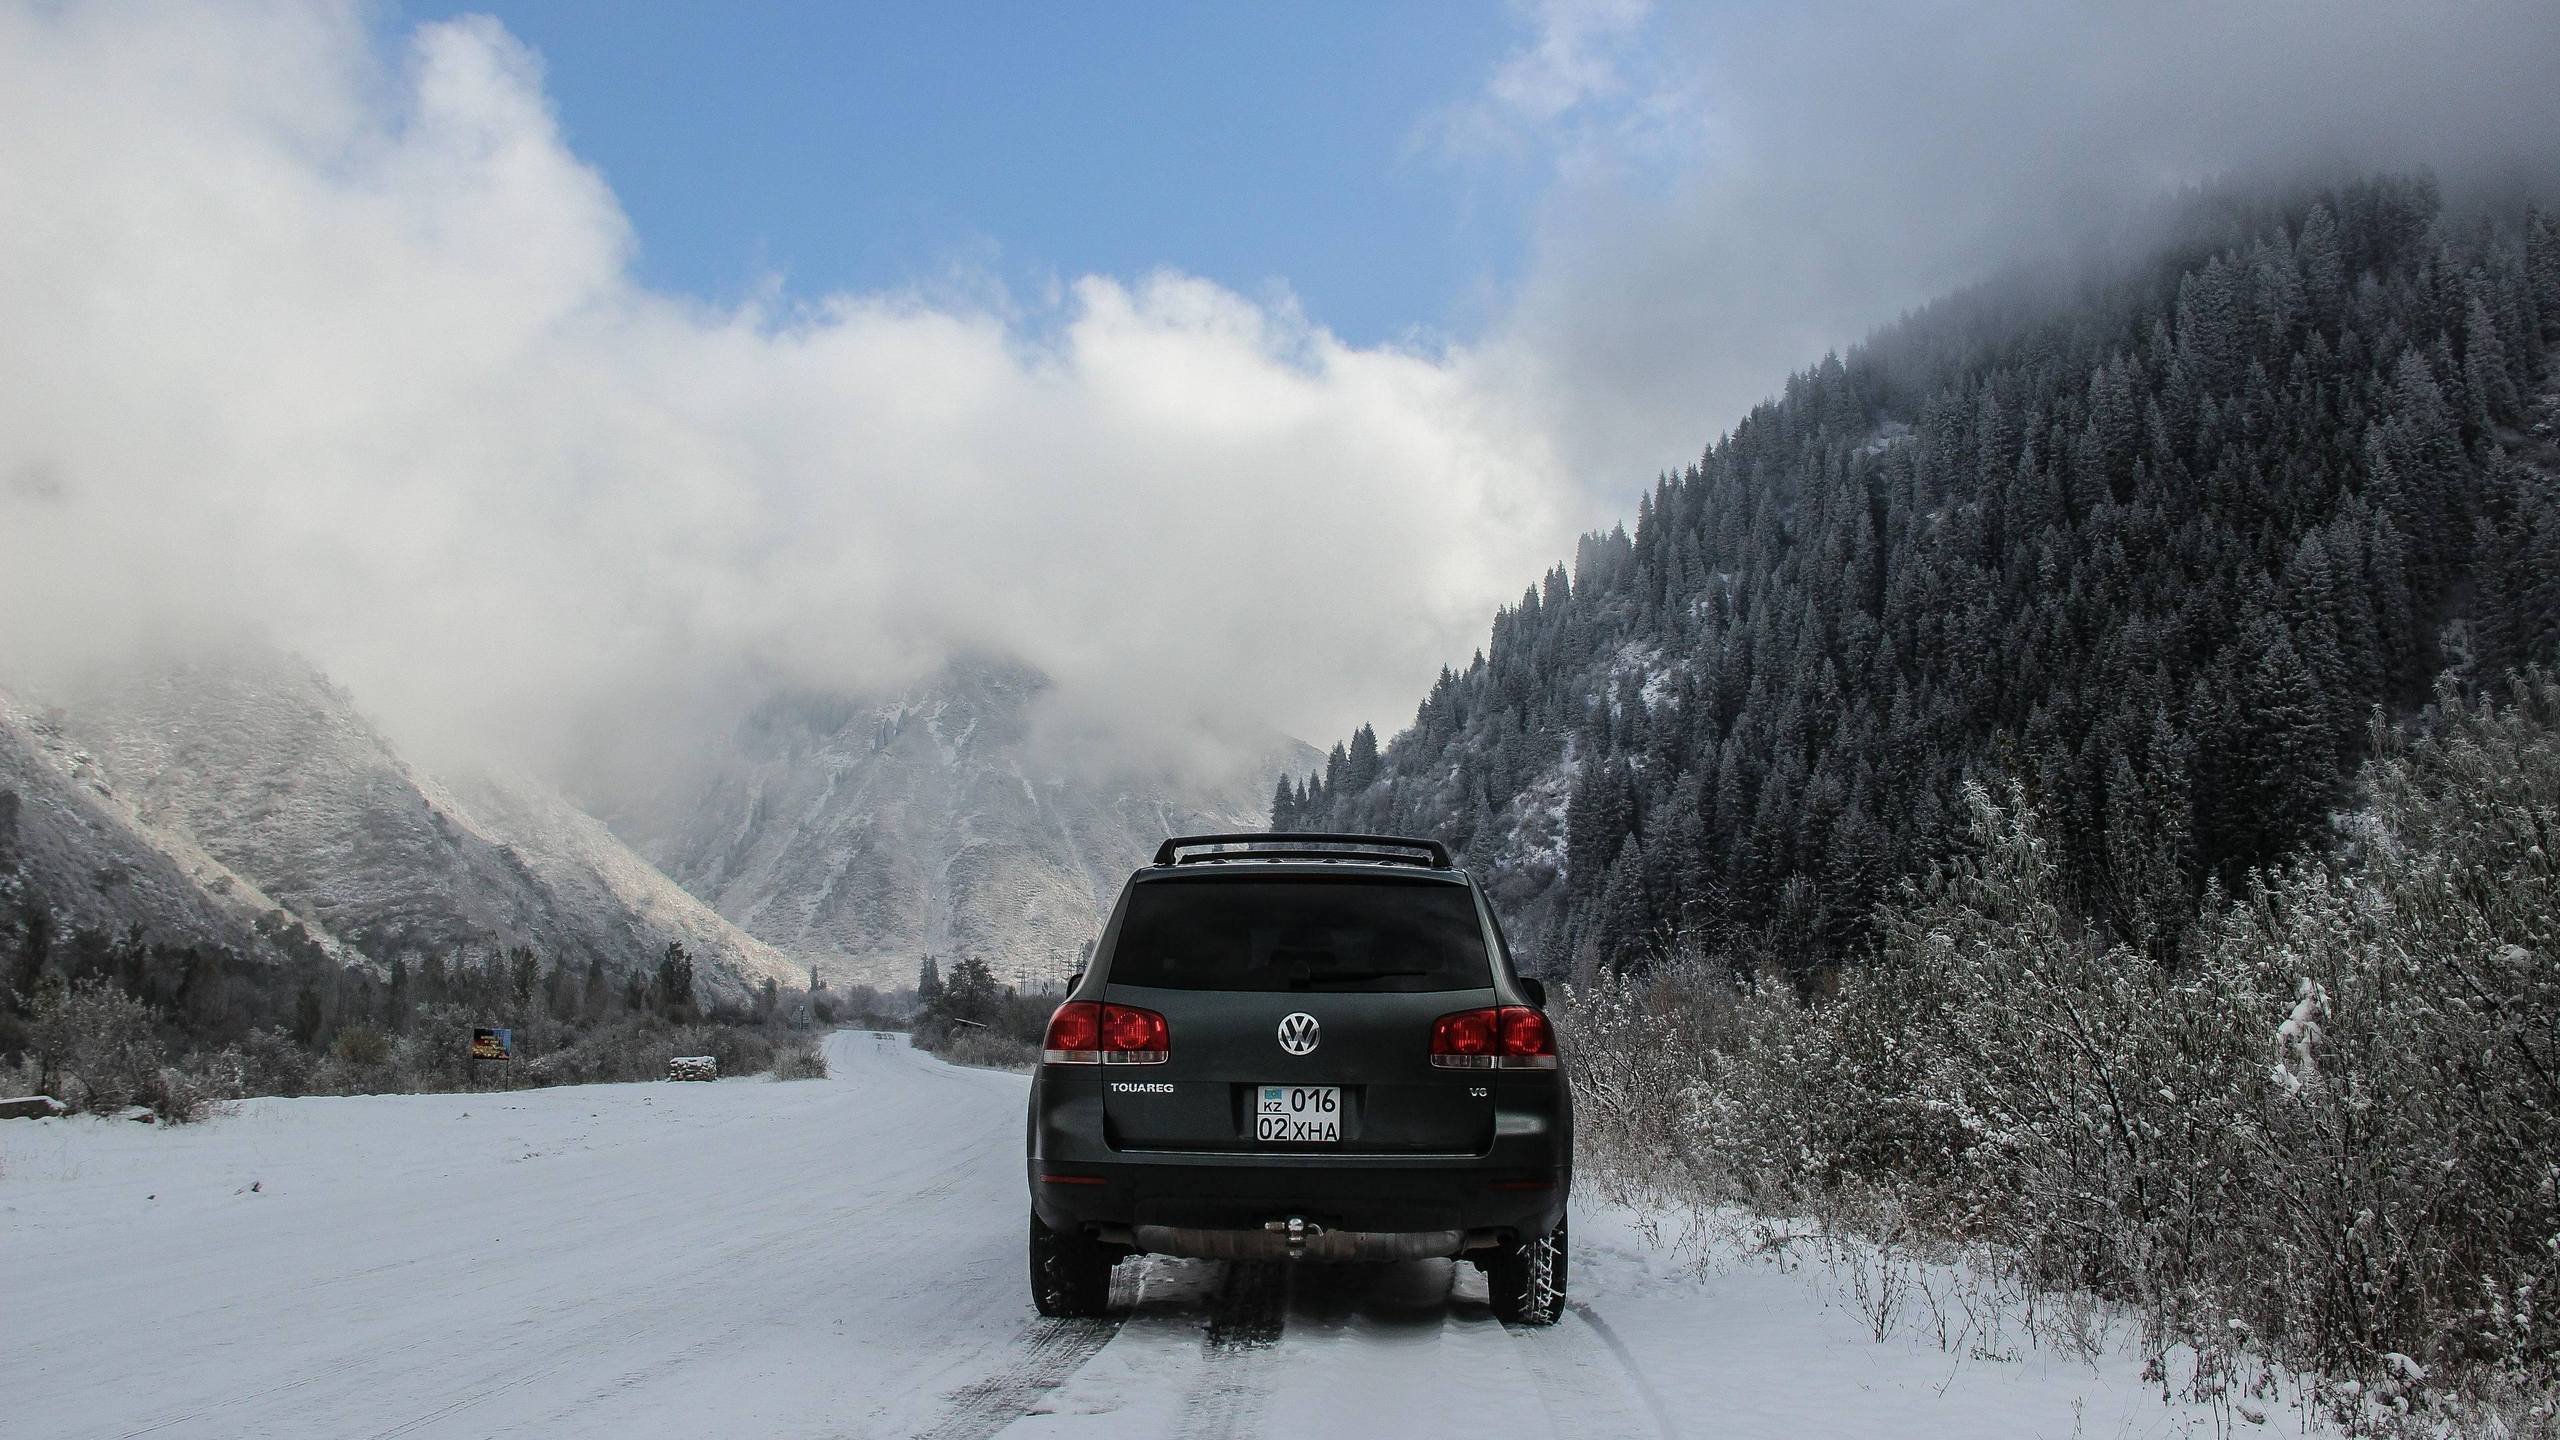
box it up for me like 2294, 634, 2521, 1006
1264, 1216, 1321, 1258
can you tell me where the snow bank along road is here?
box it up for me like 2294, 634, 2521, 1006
2, 1033, 2264, 1439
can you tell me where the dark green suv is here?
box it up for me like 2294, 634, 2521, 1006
1024, 833, 1572, 1324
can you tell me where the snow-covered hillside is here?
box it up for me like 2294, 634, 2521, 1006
591, 655, 1315, 989
6, 639, 1308, 1000
0, 692, 321, 965
436, 768, 802, 991
38, 639, 795, 998
0, 1032, 2333, 1439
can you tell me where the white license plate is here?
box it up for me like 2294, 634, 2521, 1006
1255, 1084, 1341, 1143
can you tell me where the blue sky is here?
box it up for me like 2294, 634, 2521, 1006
386, 2, 1528, 346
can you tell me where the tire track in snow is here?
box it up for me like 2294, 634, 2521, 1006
916, 1317, 1123, 1440
914, 1260, 1145, 1440
1171, 1260, 1294, 1440
1201, 1260, 1289, 1351
1499, 1299, 1681, 1440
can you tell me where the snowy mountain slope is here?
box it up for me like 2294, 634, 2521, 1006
592, 655, 1316, 990
437, 768, 802, 991
45, 640, 790, 999
0, 693, 325, 964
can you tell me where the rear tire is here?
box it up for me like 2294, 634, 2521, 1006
1029, 1209, 1114, 1318
1486, 1214, 1567, 1326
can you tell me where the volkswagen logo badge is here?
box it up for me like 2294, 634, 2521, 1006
1276, 1012, 1320, 1056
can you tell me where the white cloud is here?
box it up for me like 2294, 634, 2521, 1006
1464, 0, 2560, 490
0, 2, 1599, 765
8, 0, 2555, 778
1427, 0, 1693, 182
1484, 0, 1653, 124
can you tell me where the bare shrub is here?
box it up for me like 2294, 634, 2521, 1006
329, 1025, 391, 1067
768, 1040, 827, 1081
219, 1027, 312, 1098
142, 1063, 230, 1124
381, 1003, 480, 1092
665, 1021, 777, 1079
1551, 955, 1718, 1204
1837, 1215, 1916, 1344
934, 1026, 1037, 1071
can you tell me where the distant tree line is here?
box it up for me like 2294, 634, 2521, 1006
0, 817, 860, 1112
1279, 175, 2560, 984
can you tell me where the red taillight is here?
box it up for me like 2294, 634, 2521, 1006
1043, 1002, 1101, 1064
1043, 1001, 1168, 1065
1431, 1009, 1498, 1062
1430, 1005, 1559, 1071
1100, 1005, 1169, 1064
1499, 1007, 1557, 1065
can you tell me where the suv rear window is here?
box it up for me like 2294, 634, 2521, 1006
1107, 876, 1491, 992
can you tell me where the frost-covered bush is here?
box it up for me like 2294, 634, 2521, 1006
665, 1020, 776, 1079
217, 1026, 313, 1097
2243, 675, 2560, 1388
0, 1053, 40, 1101
1566, 672, 2560, 1417
931, 1026, 1037, 1071
9, 977, 238, 1121
768, 1040, 827, 1081
22, 975, 165, 1113
378, 1003, 478, 1092
1823, 788, 2275, 1333
511, 1016, 791, 1087
141, 1062, 229, 1124
329, 1025, 391, 1068
1559, 955, 1740, 1202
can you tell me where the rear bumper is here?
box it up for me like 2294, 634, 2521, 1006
1128, 1222, 1488, 1262
1029, 1081, 1570, 1252
1031, 1152, 1567, 1247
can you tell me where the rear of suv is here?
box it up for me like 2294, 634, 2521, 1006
1025, 832, 1572, 1324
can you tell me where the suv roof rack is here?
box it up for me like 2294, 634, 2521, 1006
1153, 832, 1454, 870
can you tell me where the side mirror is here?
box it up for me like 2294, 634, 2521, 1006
1518, 976, 1547, 1009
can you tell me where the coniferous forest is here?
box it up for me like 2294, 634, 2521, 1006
1279, 177, 2560, 985
1281, 175, 2560, 1411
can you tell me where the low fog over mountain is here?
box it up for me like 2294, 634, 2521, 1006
582, 655, 1314, 990
27, 637, 797, 1000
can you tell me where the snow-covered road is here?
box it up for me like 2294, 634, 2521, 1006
1, 1033, 2289, 1439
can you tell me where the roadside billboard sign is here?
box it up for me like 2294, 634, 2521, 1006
471, 1027, 513, 1061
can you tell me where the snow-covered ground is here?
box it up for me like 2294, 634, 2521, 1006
0, 1034, 2320, 1439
